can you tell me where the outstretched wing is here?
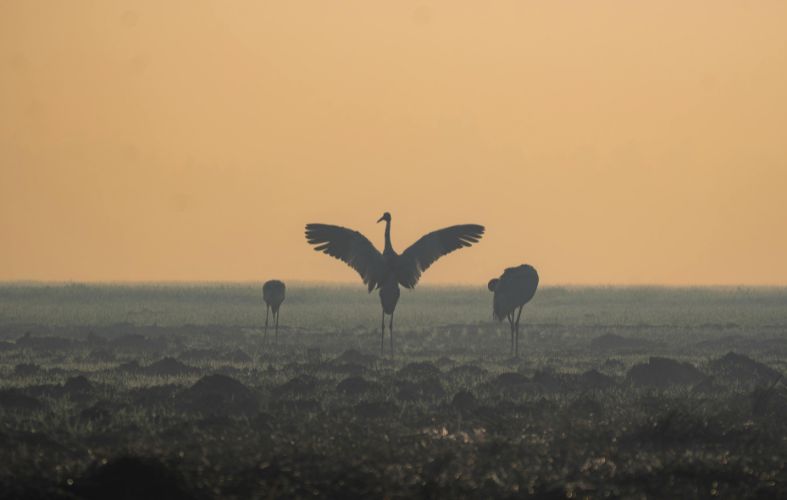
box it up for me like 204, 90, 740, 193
305, 224, 385, 292
396, 224, 485, 288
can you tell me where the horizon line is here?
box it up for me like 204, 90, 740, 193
1, 279, 786, 289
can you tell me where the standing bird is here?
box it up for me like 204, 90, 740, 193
262, 280, 286, 343
305, 212, 484, 355
488, 264, 539, 357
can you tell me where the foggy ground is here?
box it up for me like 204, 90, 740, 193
0, 284, 785, 498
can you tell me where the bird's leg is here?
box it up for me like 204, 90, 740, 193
389, 313, 394, 358
264, 305, 270, 342
515, 305, 524, 358
381, 310, 386, 356
275, 310, 280, 344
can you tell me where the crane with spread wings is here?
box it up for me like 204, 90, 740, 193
305, 212, 484, 355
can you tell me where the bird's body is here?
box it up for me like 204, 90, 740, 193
488, 264, 539, 357
262, 280, 286, 342
306, 212, 484, 355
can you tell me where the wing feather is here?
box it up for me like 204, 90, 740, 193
305, 224, 384, 291
396, 224, 485, 288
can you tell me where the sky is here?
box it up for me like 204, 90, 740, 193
1, 1, 786, 285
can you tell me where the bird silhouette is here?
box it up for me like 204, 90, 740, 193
488, 264, 539, 357
262, 280, 286, 343
305, 212, 484, 355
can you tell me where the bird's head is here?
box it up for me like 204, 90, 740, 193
377, 212, 391, 223
487, 279, 499, 292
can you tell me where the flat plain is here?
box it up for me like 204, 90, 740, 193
0, 284, 785, 499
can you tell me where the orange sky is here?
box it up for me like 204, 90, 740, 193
1, 1, 786, 285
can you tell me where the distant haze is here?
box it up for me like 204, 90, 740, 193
1, 2, 786, 284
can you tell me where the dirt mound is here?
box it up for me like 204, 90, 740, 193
397, 362, 441, 380
532, 370, 573, 392
396, 378, 445, 401
0, 389, 45, 412
274, 375, 318, 397
709, 352, 781, 387
591, 333, 654, 351
627, 357, 706, 388
451, 390, 478, 413
336, 377, 377, 396
333, 349, 377, 366
64, 375, 93, 394
580, 369, 616, 390
75, 456, 195, 500
144, 357, 198, 376
176, 374, 257, 416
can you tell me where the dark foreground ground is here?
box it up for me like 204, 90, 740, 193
0, 284, 785, 499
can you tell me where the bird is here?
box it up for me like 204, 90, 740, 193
305, 212, 484, 356
262, 280, 286, 343
488, 264, 539, 357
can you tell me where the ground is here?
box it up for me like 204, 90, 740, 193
0, 284, 785, 499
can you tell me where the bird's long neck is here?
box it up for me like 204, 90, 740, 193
383, 218, 394, 253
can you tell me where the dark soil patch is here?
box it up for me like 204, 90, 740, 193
580, 369, 616, 390
0, 389, 45, 412
336, 376, 377, 396
627, 357, 706, 388
451, 390, 478, 413
274, 375, 318, 398
74, 456, 196, 500
175, 374, 257, 416
709, 352, 781, 388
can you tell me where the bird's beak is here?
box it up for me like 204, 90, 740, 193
377, 216, 384, 223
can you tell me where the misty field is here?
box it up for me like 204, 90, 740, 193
0, 284, 785, 499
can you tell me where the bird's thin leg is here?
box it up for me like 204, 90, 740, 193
515, 305, 524, 358
381, 309, 386, 356
275, 310, 279, 344
264, 305, 270, 342
389, 313, 394, 358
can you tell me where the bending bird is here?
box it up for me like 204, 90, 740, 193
488, 264, 539, 357
305, 212, 484, 355
263, 280, 286, 343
